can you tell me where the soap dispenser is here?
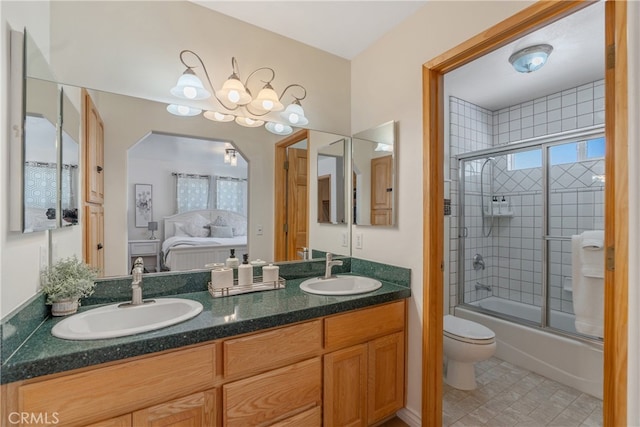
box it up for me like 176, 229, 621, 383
238, 254, 253, 286
226, 249, 240, 269
500, 195, 509, 214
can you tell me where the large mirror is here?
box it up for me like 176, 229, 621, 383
316, 138, 347, 224
352, 121, 397, 226
20, 25, 353, 276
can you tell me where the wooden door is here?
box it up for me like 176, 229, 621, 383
86, 415, 132, 427
286, 147, 308, 260
85, 204, 104, 275
367, 332, 405, 424
132, 390, 218, 427
84, 89, 104, 204
370, 155, 392, 225
317, 175, 331, 223
323, 344, 367, 427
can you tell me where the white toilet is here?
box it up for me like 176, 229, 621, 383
443, 315, 496, 390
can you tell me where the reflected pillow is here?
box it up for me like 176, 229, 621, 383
210, 225, 233, 238
211, 215, 228, 227
184, 214, 210, 238
173, 222, 189, 237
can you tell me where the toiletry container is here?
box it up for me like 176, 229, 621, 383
262, 264, 279, 284
226, 249, 240, 269
238, 254, 253, 286
211, 266, 233, 289
500, 196, 509, 213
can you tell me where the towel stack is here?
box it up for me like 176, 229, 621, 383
571, 230, 604, 338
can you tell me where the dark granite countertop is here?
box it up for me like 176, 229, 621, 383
1, 274, 410, 384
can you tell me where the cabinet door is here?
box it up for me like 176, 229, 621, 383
132, 389, 217, 427
323, 344, 367, 427
83, 89, 104, 204
368, 332, 405, 424
85, 204, 104, 275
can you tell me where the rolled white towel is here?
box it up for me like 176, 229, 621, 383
581, 230, 604, 250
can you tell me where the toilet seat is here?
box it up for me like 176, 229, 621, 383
444, 315, 495, 345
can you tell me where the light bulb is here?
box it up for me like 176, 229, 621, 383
228, 90, 240, 103
274, 123, 284, 132
214, 112, 225, 121
245, 118, 255, 125
177, 105, 190, 115
288, 113, 300, 124
183, 86, 197, 99
262, 100, 274, 110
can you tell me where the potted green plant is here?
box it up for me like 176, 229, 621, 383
41, 256, 99, 316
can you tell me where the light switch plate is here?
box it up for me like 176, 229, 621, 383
355, 233, 363, 249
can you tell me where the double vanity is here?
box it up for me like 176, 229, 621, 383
1, 257, 410, 426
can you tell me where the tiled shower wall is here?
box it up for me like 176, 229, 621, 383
448, 79, 605, 314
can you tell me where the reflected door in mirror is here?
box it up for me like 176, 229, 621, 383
85, 204, 104, 276
371, 155, 392, 225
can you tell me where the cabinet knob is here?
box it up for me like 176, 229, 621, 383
97, 166, 103, 173
97, 243, 103, 250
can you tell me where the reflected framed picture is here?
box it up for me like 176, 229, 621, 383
135, 184, 153, 227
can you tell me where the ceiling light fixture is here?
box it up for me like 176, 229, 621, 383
508, 44, 553, 73
224, 148, 238, 167
168, 50, 308, 135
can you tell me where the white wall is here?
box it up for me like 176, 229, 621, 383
350, 1, 535, 422
1, 1, 52, 317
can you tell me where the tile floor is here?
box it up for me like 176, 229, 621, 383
443, 357, 603, 426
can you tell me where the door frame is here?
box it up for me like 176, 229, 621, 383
421, 1, 628, 426
274, 129, 309, 261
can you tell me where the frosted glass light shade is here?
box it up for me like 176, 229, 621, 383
509, 44, 553, 73
265, 122, 293, 135
204, 111, 235, 122
217, 77, 251, 105
280, 102, 308, 126
250, 86, 283, 112
235, 116, 264, 128
167, 104, 202, 116
170, 71, 211, 100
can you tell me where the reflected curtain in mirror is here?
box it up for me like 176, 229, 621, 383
175, 173, 210, 213
215, 177, 247, 216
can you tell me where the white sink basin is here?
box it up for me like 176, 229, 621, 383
51, 298, 203, 340
299, 275, 382, 296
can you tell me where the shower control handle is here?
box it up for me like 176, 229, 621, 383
472, 254, 485, 271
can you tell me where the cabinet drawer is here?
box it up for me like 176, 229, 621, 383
271, 406, 321, 427
324, 301, 405, 350
18, 345, 215, 426
223, 320, 322, 377
223, 358, 321, 427
130, 242, 157, 255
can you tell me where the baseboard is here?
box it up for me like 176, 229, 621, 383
396, 407, 421, 427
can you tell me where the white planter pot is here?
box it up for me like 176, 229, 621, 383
51, 299, 79, 316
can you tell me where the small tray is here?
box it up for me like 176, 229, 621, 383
208, 276, 286, 298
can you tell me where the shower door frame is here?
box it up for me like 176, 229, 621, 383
421, 1, 628, 426
456, 126, 606, 343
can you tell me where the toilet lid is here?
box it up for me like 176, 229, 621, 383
444, 315, 495, 343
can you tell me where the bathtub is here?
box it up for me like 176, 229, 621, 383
455, 296, 603, 398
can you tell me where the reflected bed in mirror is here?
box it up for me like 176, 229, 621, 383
352, 121, 397, 226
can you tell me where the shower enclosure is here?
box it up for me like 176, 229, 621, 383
456, 127, 605, 341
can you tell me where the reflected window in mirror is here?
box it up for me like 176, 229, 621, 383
352, 121, 397, 226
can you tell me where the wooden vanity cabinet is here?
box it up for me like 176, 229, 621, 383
323, 301, 406, 426
5, 301, 405, 427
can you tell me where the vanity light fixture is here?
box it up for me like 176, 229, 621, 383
168, 50, 308, 136
508, 44, 553, 73
374, 142, 393, 153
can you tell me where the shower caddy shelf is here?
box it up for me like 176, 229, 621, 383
483, 209, 514, 217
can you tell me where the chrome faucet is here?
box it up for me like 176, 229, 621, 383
475, 282, 492, 292
130, 257, 144, 305
324, 253, 343, 279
